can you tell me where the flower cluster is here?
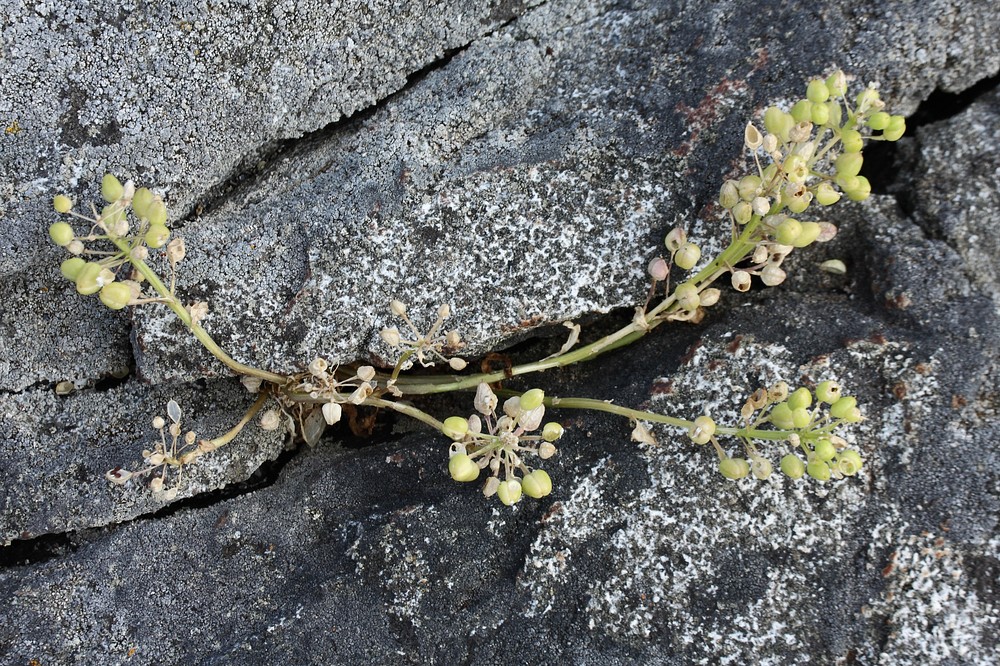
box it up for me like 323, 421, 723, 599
380, 301, 467, 371
105, 400, 217, 500
49, 174, 188, 311
444, 383, 564, 505
719, 71, 904, 287
687, 380, 865, 482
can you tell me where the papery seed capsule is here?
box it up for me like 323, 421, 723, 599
664, 227, 687, 252
647, 256, 669, 281
380, 327, 401, 347
688, 415, 716, 444
731, 270, 752, 292
390, 300, 407, 317
448, 357, 467, 371
744, 123, 763, 150
751, 457, 773, 479
538, 442, 557, 459
719, 180, 740, 209
260, 409, 281, 431
699, 288, 721, 307
322, 402, 342, 425
837, 450, 863, 476
760, 263, 787, 287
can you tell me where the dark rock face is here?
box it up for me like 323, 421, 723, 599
2, 0, 1000, 663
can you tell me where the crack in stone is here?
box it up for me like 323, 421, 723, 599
180, 5, 540, 226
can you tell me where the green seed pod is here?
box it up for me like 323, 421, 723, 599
788, 387, 812, 411
813, 182, 841, 206
520, 388, 545, 412
74, 262, 105, 295
841, 129, 864, 153
145, 224, 170, 249
53, 194, 73, 214
867, 111, 891, 131
99, 282, 132, 310
806, 460, 831, 482
835, 153, 864, 178
48, 222, 75, 247
719, 457, 750, 480
806, 79, 830, 104
497, 479, 522, 505
774, 218, 802, 246
442, 416, 469, 441
521, 470, 553, 498
791, 222, 822, 248
732, 201, 753, 225
791, 407, 812, 429
846, 175, 871, 201
825, 99, 843, 127
146, 200, 167, 227
688, 415, 716, 445
769, 403, 796, 429
738, 175, 761, 201
780, 453, 805, 479
133, 187, 154, 218
883, 115, 906, 141
60, 257, 87, 281
826, 70, 847, 97
764, 106, 794, 142
674, 242, 701, 271
829, 396, 858, 420
815, 381, 841, 404
542, 422, 564, 442
719, 180, 740, 209
810, 101, 830, 126
790, 99, 813, 124
448, 453, 480, 482
101, 174, 124, 203
813, 438, 837, 462
837, 450, 863, 476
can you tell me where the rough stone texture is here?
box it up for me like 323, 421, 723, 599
2, 0, 1000, 663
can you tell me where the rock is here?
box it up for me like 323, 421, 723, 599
2, 0, 1000, 663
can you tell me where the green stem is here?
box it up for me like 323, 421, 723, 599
389, 219, 764, 395
546, 395, 825, 442
113, 238, 288, 384
202, 391, 270, 448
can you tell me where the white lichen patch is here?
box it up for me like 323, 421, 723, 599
517, 336, 977, 660
856, 530, 1000, 665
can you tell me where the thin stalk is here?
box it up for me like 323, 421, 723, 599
390, 219, 764, 395
201, 391, 271, 448
546, 395, 826, 442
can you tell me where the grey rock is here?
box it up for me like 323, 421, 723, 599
2, 0, 1000, 663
